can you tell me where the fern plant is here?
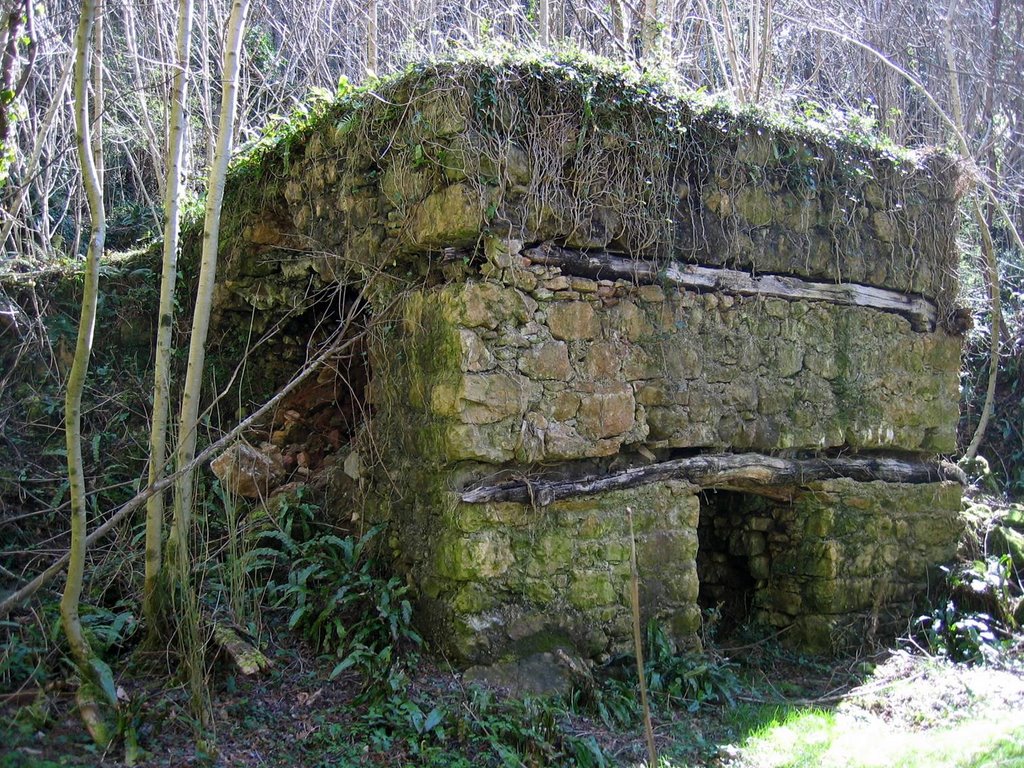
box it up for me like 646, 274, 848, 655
262, 509, 421, 695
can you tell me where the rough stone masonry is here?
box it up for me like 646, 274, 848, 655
210, 56, 967, 666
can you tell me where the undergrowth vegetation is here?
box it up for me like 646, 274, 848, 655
261, 489, 422, 695
959, 215, 1024, 497
4, 474, 1022, 766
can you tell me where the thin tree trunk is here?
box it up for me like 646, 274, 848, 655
696, 0, 733, 93
640, 0, 659, 59
165, 0, 248, 730
752, 0, 773, 102
199, 0, 216, 168
122, 0, 167, 200
943, 0, 1000, 460
143, 0, 194, 630
718, 0, 745, 100
168, 0, 248, 578
62, 0, 112, 746
539, 0, 550, 47
981, 0, 1007, 345
366, 0, 378, 77
91, 2, 103, 193
610, 0, 627, 52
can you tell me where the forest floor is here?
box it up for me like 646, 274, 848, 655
2, 624, 1023, 768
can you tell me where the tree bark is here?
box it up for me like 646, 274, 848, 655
751, 0, 773, 102
90, 1, 102, 191
62, 0, 112, 746
168, 0, 249, 575
143, 0, 194, 631
366, 0, 378, 77
640, 0, 659, 59
122, 0, 166, 201
167, 7, 249, 722
696, 0, 734, 94
460, 452, 965, 505
610, 0, 627, 52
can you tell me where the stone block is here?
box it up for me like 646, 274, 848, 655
443, 422, 517, 462
569, 571, 618, 609
406, 183, 481, 248
436, 531, 515, 581
463, 282, 534, 328
577, 383, 636, 439
612, 300, 652, 341
519, 341, 572, 380
430, 372, 534, 424
548, 300, 601, 340
459, 329, 494, 372
583, 342, 623, 379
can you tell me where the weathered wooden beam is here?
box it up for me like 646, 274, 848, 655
460, 452, 965, 505
523, 245, 938, 332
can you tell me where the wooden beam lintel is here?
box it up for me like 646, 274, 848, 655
460, 452, 965, 506
523, 245, 938, 332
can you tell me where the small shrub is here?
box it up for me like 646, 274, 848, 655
262, 497, 420, 695
916, 557, 1016, 664
0, 614, 53, 693
644, 620, 740, 712
462, 686, 610, 767
569, 619, 740, 736
917, 601, 1006, 664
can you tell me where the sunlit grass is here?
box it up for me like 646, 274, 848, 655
731, 706, 1024, 768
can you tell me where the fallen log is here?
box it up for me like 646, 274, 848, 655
211, 621, 271, 676
523, 245, 939, 332
460, 452, 965, 506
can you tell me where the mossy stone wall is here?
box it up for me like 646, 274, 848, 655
201, 57, 965, 664
374, 273, 960, 469
699, 481, 963, 652
210, 58, 961, 334
369, 269, 963, 662
412, 481, 701, 663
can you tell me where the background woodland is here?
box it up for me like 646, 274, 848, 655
1, 1, 1023, 765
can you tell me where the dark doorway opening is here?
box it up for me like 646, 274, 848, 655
696, 489, 774, 634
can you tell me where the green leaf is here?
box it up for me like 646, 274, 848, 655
423, 706, 443, 733
287, 606, 306, 629
329, 655, 357, 679
88, 657, 118, 707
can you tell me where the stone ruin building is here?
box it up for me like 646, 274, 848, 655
208, 56, 967, 672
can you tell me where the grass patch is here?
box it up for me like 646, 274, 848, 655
736, 706, 1024, 768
